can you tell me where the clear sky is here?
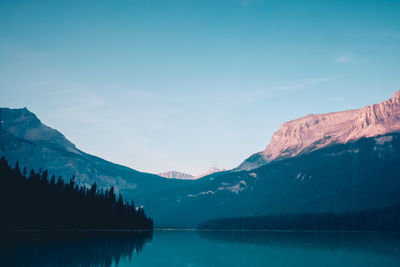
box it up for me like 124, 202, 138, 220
1, 0, 399, 175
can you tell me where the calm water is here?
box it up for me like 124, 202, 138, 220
1, 230, 400, 266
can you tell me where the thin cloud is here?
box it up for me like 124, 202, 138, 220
275, 77, 332, 93
336, 56, 349, 63
226, 77, 333, 109
129, 90, 154, 98
333, 97, 343, 102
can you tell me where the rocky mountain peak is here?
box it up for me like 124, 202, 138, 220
392, 90, 400, 99
0, 107, 77, 153
262, 91, 400, 162
0, 107, 39, 125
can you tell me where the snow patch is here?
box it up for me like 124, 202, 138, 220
324, 148, 359, 157
219, 180, 247, 194
199, 190, 215, 195
186, 181, 248, 198
249, 173, 257, 178
375, 135, 393, 145
295, 172, 311, 181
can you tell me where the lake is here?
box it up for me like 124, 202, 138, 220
1, 230, 400, 266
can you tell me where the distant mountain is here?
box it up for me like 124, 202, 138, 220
158, 168, 226, 180
237, 90, 400, 171
158, 171, 194, 179
0, 107, 186, 200
194, 167, 226, 179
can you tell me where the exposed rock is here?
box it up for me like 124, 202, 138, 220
237, 90, 400, 170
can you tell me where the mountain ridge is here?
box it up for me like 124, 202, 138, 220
158, 170, 194, 179
237, 90, 400, 170
141, 132, 400, 227
158, 167, 226, 180
0, 107, 187, 199
1, 90, 400, 227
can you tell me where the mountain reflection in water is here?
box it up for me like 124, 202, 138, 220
0, 230, 152, 267
1, 230, 400, 267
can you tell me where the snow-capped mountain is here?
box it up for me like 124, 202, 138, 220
158, 171, 194, 179
237, 90, 400, 170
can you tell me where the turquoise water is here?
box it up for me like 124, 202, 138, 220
118, 231, 400, 267
1, 230, 400, 266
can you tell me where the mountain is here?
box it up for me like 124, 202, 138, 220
141, 132, 400, 227
158, 167, 226, 180
137, 91, 400, 227
158, 171, 194, 179
2, 91, 400, 228
194, 167, 226, 179
0, 107, 187, 200
237, 90, 400, 171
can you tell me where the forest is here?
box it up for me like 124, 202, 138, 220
198, 204, 400, 231
0, 157, 153, 231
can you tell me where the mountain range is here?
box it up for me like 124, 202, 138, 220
1, 90, 400, 227
158, 171, 194, 180
158, 168, 226, 180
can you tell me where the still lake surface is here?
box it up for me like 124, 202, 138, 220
1, 230, 400, 266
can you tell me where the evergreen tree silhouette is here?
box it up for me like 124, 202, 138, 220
0, 157, 153, 231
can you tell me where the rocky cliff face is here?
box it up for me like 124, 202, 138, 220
142, 133, 400, 227
237, 90, 400, 170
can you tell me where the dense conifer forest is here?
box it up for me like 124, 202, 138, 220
198, 205, 400, 231
0, 157, 153, 230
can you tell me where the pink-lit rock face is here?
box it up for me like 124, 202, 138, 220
262, 91, 400, 162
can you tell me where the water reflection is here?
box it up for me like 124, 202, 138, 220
0, 231, 152, 267
198, 230, 400, 258
1, 230, 400, 266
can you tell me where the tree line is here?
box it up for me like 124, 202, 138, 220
198, 204, 400, 231
0, 157, 153, 230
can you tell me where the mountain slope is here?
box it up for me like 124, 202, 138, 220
0, 107, 187, 200
194, 167, 226, 179
237, 90, 400, 171
2, 91, 400, 228
141, 133, 400, 227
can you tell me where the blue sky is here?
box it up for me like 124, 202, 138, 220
1, 0, 399, 175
